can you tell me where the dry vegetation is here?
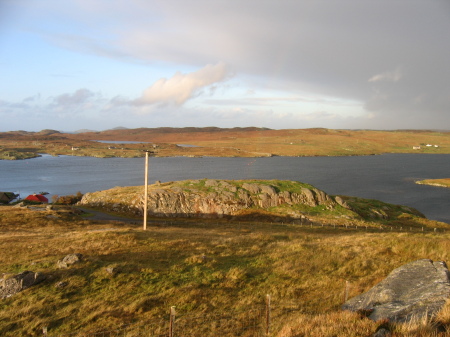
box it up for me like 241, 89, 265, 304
1, 128, 450, 159
416, 179, 450, 188
1, 205, 450, 336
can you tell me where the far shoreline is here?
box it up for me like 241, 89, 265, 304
416, 178, 450, 188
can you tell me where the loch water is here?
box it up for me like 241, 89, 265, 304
1, 153, 449, 223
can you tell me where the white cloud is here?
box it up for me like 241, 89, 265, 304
368, 67, 402, 83
134, 62, 231, 106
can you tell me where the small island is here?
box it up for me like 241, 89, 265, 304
416, 178, 450, 188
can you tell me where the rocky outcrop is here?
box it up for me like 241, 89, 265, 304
342, 259, 450, 322
0, 271, 45, 299
79, 179, 339, 219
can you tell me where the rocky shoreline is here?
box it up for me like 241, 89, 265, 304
77, 179, 425, 223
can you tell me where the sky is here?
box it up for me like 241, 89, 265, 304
0, 0, 449, 132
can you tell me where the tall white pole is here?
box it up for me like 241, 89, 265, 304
143, 151, 149, 230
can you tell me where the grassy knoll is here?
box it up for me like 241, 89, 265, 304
416, 178, 450, 188
1, 128, 450, 159
77, 179, 444, 233
1, 205, 450, 336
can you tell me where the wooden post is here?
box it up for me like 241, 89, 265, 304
143, 151, 149, 230
344, 280, 350, 303
265, 294, 271, 336
169, 306, 176, 337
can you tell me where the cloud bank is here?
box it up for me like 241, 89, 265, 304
2, 0, 450, 130
134, 62, 230, 106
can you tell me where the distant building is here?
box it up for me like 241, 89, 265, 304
24, 194, 49, 203
0, 192, 17, 204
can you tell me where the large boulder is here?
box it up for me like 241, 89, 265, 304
0, 271, 45, 299
342, 259, 450, 322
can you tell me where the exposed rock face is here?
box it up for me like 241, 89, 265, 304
0, 271, 45, 299
78, 179, 338, 219
342, 259, 450, 322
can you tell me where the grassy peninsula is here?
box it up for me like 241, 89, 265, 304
1, 179, 450, 336
416, 178, 450, 188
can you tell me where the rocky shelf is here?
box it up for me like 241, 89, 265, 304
78, 179, 425, 223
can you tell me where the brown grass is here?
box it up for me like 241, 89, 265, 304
416, 178, 450, 188
1, 205, 450, 336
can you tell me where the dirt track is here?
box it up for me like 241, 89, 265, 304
77, 207, 140, 224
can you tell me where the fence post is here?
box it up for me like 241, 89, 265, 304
344, 280, 350, 303
266, 294, 271, 336
169, 306, 176, 337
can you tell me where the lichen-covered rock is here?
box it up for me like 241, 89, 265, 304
242, 183, 261, 194
342, 259, 450, 322
335, 196, 351, 209
0, 271, 45, 299
57, 253, 83, 269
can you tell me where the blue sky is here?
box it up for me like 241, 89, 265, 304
1, 0, 449, 132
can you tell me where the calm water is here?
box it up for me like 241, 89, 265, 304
1, 154, 449, 223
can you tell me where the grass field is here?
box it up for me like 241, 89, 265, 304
1, 205, 450, 336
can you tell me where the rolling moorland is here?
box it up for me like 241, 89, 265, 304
0, 127, 450, 159
1, 178, 450, 336
1, 128, 450, 336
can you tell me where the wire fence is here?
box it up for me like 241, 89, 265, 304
44, 290, 356, 337
45, 301, 269, 337
41, 216, 447, 336
42, 277, 379, 337
143, 217, 448, 235
44, 294, 336, 337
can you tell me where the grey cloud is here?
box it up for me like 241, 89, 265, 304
24, 0, 450, 128
52, 88, 95, 107
368, 68, 402, 83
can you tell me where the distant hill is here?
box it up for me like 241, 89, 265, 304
37, 129, 61, 135
107, 126, 129, 131
73, 129, 98, 134
61, 126, 273, 142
